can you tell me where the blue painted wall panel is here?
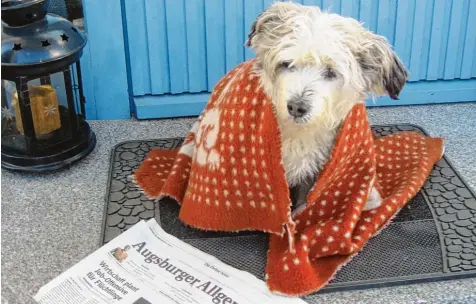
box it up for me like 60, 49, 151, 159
123, 0, 476, 95
387, 0, 398, 46
205, 0, 226, 90
427, 0, 446, 80
124, 0, 150, 96
145, 0, 170, 94
185, 0, 208, 93
303, 0, 323, 8
461, 0, 476, 79
112, 0, 476, 119
165, 0, 189, 93
359, 0, 379, 32
444, 0, 466, 80
408, 0, 427, 81
82, 0, 130, 119
263, 0, 277, 8
323, 0, 341, 13
436, 0, 453, 79
394, 0, 415, 69
225, 0, 245, 71
419, 0, 435, 81
453, 0, 471, 80
376, 0, 390, 37
340, 0, 359, 19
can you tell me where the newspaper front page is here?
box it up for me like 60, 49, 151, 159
34, 219, 306, 304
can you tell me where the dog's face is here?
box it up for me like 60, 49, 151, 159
247, 2, 408, 127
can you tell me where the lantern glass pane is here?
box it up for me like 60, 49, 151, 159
50, 72, 69, 114
1, 79, 26, 151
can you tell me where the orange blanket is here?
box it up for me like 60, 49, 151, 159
134, 60, 444, 295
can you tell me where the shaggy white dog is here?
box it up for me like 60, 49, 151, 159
246, 2, 408, 212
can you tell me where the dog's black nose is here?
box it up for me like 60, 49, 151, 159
287, 101, 309, 118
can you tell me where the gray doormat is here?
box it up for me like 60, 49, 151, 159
102, 124, 476, 296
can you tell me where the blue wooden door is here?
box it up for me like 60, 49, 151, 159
82, 0, 476, 119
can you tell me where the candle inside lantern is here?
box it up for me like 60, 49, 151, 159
11, 85, 61, 136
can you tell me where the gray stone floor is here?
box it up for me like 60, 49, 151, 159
2, 103, 476, 304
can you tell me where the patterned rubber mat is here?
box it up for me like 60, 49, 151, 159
102, 124, 476, 296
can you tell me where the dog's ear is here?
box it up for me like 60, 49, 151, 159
246, 2, 307, 48
245, 7, 279, 48
245, 15, 261, 47
357, 33, 408, 100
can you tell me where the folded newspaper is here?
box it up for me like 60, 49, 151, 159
34, 219, 306, 304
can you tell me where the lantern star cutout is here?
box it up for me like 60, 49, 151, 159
43, 104, 58, 117
41, 40, 51, 47
60, 34, 69, 42
12, 43, 22, 51
2, 107, 14, 120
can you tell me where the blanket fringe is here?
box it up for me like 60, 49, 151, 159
129, 174, 161, 203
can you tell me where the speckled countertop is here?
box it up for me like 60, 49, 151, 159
2, 103, 476, 304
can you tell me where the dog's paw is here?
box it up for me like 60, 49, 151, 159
363, 187, 382, 211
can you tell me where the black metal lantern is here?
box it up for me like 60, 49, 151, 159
1, 0, 96, 172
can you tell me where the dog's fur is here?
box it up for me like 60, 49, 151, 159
246, 2, 408, 212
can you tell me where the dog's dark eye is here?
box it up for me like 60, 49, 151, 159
278, 61, 295, 71
324, 67, 337, 80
